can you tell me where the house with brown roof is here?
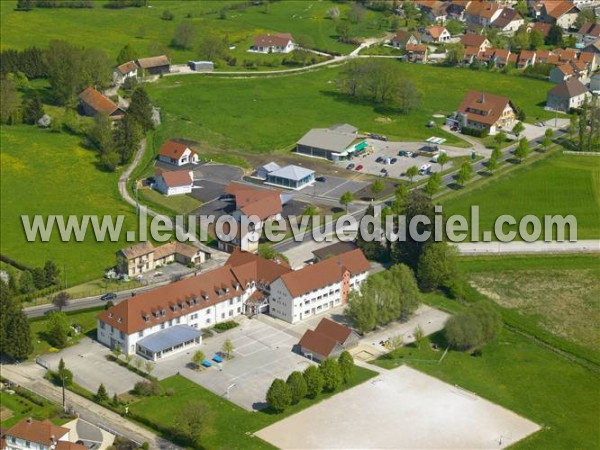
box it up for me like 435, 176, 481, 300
577, 22, 600, 45
298, 318, 360, 361
116, 240, 210, 277
136, 55, 171, 75
406, 43, 429, 63
540, 1, 580, 29
2, 418, 86, 450
465, 1, 504, 30
312, 241, 357, 262
113, 60, 138, 84
529, 21, 552, 39
517, 50, 537, 69
547, 78, 591, 112
549, 61, 589, 84
454, 90, 517, 135
251, 33, 294, 53
154, 168, 194, 196
158, 139, 199, 166
422, 26, 451, 43
98, 249, 291, 358
415, 0, 449, 23
390, 30, 421, 48
578, 50, 599, 71
268, 248, 370, 323
78, 87, 125, 120
460, 33, 491, 53
490, 8, 525, 34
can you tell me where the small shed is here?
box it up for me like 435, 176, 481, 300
188, 61, 214, 72
255, 162, 282, 180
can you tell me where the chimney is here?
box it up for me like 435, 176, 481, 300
480, 92, 485, 104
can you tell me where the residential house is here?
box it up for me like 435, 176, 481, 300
297, 318, 360, 361
217, 182, 283, 253
78, 87, 125, 120
250, 33, 295, 53
590, 72, 600, 91
517, 50, 537, 68
579, 51, 599, 71
153, 168, 194, 196
113, 60, 138, 84
268, 248, 370, 323
460, 33, 491, 53
535, 49, 561, 65
454, 90, 517, 135
296, 124, 360, 161
584, 38, 600, 56
390, 30, 421, 48
116, 241, 210, 277
529, 21, 552, 39
547, 78, 591, 111
158, 139, 199, 166
540, 1, 580, 29
266, 165, 315, 190
415, 0, 449, 23
136, 55, 171, 75
490, 8, 525, 34
463, 45, 481, 64
465, 1, 504, 30
549, 61, 589, 84
422, 26, 452, 43
2, 418, 86, 450
446, 0, 472, 21
406, 43, 429, 63
556, 48, 578, 63
577, 22, 600, 45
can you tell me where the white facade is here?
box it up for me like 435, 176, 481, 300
4, 433, 70, 450
153, 172, 194, 196
251, 40, 294, 53
158, 148, 198, 166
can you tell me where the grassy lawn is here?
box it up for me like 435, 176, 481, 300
441, 152, 600, 239
0, 125, 139, 285
29, 306, 103, 357
458, 254, 600, 355
138, 186, 202, 215
0, 1, 386, 65
0, 390, 65, 428
370, 330, 600, 449
129, 366, 377, 449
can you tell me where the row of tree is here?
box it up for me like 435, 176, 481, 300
266, 351, 355, 412
16, 0, 93, 9
571, 96, 600, 152
3, 260, 61, 295
0, 282, 33, 361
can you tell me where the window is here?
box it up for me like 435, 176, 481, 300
206, 318, 211, 324
237, 307, 241, 313
176, 317, 180, 324
206, 308, 210, 314
138, 330, 143, 337
99, 321, 105, 329
229, 310, 233, 317
221, 313, 225, 319
160, 323, 165, 330
119, 331, 125, 340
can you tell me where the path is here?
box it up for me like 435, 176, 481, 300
457, 239, 600, 254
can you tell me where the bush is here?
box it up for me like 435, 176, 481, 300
165, 387, 175, 396
213, 321, 239, 332
461, 127, 488, 138
133, 380, 161, 397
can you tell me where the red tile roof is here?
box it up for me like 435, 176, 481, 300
427, 25, 447, 39
543, 0, 578, 19
579, 22, 600, 38
224, 182, 282, 221
457, 90, 512, 126
78, 87, 121, 116
5, 419, 69, 447
406, 43, 428, 52
298, 329, 340, 357
156, 168, 193, 188
314, 318, 354, 344
531, 22, 552, 37
117, 60, 138, 75
159, 139, 196, 159
278, 249, 370, 297
460, 33, 488, 48
254, 33, 293, 48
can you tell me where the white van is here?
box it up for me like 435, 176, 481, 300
419, 164, 432, 175
430, 150, 447, 163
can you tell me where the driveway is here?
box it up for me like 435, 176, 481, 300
193, 164, 244, 184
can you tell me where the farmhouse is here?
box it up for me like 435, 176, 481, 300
265, 165, 315, 190
137, 55, 171, 75
268, 248, 370, 323
454, 90, 517, 135
153, 168, 194, 196
298, 318, 360, 361
114, 60, 138, 83
423, 26, 451, 43
546, 78, 591, 112
296, 124, 360, 161
2, 418, 86, 450
78, 87, 125, 120
158, 139, 199, 166
116, 240, 210, 277
251, 33, 294, 53
390, 30, 421, 48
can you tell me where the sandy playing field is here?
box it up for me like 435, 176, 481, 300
256, 365, 540, 449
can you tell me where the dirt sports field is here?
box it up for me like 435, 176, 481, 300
256, 365, 540, 449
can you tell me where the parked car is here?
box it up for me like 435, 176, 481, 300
406, 151, 413, 158
418, 164, 432, 175
380, 168, 387, 174
376, 156, 383, 163
100, 292, 117, 301
346, 163, 355, 170
411, 152, 419, 158
391, 158, 398, 164
316, 176, 326, 182
355, 164, 363, 171
398, 150, 407, 157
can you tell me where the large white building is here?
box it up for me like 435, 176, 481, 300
97, 248, 370, 359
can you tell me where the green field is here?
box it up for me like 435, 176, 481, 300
441, 152, 600, 239
0, 125, 138, 285
129, 366, 377, 449
0, 0, 385, 65
0, 390, 65, 428
371, 329, 600, 449
147, 64, 553, 155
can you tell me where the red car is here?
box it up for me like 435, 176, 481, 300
355, 164, 363, 171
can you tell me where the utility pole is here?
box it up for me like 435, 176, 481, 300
61, 375, 66, 412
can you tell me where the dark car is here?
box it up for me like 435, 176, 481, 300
380, 168, 387, 174
346, 163, 355, 170
411, 152, 419, 158
376, 156, 383, 163
316, 176, 326, 182
100, 292, 117, 301
398, 150, 407, 157
391, 158, 398, 164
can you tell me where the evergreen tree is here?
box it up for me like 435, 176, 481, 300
356, 203, 385, 261
338, 351, 354, 383
1, 283, 33, 360
266, 378, 292, 412
57, 358, 73, 385
23, 92, 44, 125
46, 312, 69, 348
303, 365, 324, 398
96, 383, 109, 402
286, 371, 307, 404
128, 86, 154, 132
44, 260, 60, 286
319, 358, 342, 392
116, 44, 138, 65
19, 270, 35, 294
114, 114, 142, 164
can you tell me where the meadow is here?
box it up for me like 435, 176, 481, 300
0, 125, 138, 285
441, 152, 600, 239
147, 63, 553, 155
0, 0, 386, 64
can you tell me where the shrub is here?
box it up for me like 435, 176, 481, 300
133, 380, 161, 397
461, 127, 488, 138
165, 387, 175, 396
213, 320, 239, 332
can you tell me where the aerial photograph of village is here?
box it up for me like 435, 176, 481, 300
0, 1, 599, 449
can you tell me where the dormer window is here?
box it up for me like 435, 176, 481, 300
143, 315, 150, 322
108, 312, 113, 318
117, 317, 123, 323
161, 309, 166, 316
170, 305, 177, 312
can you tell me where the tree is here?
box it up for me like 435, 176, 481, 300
514, 138, 530, 162
52, 291, 70, 312
444, 313, 483, 350
444, 42, 465, 66
338, 351, 354, 384
327, 7, 340, 20
541, 130, 553, 152
405, 165, 419, 183
512, 121, 525, 138
127, 86, 154, 132
445, 19, 463, 36
286, 371, 307, 404
0, 283, 33, 360
198, 34, 228, 61
117, 44, 138, 65
172, 21, 197, 50
222, 338, 234, 359
192, 350, 205, 369
174, 402, 209, 447
46, 312, 70, 348
266, 378, 292, 412
114, 115, 142, 164
57, 358, 73, 386
144, 360, 155, 376
345, 290, 377, 334
339, 191, 354, 212
389, 334, 404, 350
547, 24, 563, 46
0, 77, 20, 125
514, 0, 528, 16
436, 152, 449, 171
455, 161, 473, 186
44, 261, 60, 286
319, 358, 342, 392
258, 243, 277, 260
423, 172, 442, 196
494, 132, 507, 147
96, 383, 109, 402
529, 29, 544, 50
161, 9, 174, 20
417, 242, 459, 292
471, 302, 502, 343
303, 365, 324, 398
23, 92, 44, 125
575, 9, 596, 29
19, 270, 35, 294
370, 179, 385, 197
348, 2, 366, 23
124, 353, 133, 366
336, 21, 351, 42
413, 325, 424, 349
486, 154, 499, 174
134, 357, 143, 371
